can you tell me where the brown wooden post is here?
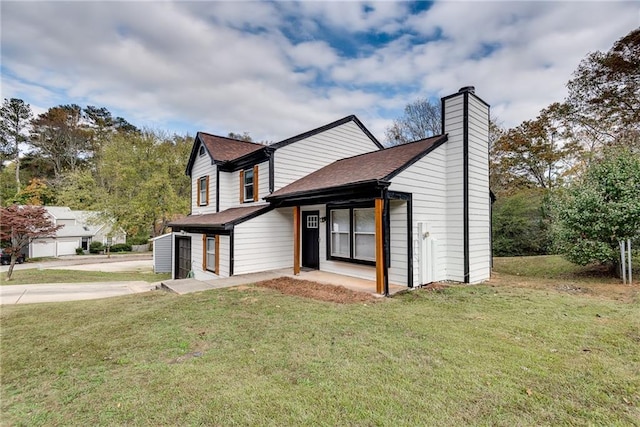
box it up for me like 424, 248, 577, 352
375, 198, 384, 294
293, 206, 300, 275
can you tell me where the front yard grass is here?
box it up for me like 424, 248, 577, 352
1, 269, 170, 285
2, 271, 639, 425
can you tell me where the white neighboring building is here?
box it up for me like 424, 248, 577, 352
29, 206, 126, 258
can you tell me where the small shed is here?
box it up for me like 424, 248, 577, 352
152, 233, 173, 273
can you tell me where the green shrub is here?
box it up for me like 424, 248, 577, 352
127, 236, 150, 245
75, 247, 84, 255
89, 241, 104, 254
110, 243, 132, 252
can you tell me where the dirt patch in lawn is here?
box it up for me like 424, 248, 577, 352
254, 277, 379, 304
487, 272, 640, 303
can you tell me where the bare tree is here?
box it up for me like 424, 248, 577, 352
385, 98, 441, 146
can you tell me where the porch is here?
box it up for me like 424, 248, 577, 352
159, 268, 406, 297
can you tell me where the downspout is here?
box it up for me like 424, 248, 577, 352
463, 90, 470, 283
229, 229, 234, 276
216, 168, 220, 213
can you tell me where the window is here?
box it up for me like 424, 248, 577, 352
353, 208, 375, 261
328, 206, 376, 263
198, 176, 209, 206
244, 168, 254, 202
203, 235, 219, 274
330, 210, 350, 257
199, 145, 205, 156
240, 165, 259, 203
206, 237, 216, 271
306, 215, 318, 229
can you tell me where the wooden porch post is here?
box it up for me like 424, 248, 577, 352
375, 198, 384, 294
293, 206, 300, 275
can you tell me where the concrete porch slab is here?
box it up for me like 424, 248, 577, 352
160, 268, 407, 297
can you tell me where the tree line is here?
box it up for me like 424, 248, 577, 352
0, 102, 191, 239
386, 29, 639, 274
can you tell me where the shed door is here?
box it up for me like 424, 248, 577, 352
302, 211, 319, 269
175, 236, 192, 279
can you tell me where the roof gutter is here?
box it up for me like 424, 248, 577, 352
265, 180, 391, 207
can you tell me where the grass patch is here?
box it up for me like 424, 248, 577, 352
2, 278, 639, 425
493, 254, 639, 282
2, 269, 170, 285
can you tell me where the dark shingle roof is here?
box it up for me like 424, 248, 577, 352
198, 132, 265, 162
267, 135, 447, 200
169, 205, 270, 229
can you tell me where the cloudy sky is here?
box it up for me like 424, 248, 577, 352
1, 1, 638, 143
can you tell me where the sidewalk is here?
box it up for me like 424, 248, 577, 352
0, 281, 155, 305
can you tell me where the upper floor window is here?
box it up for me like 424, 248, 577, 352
197, 176, 209, 206
199, 145, 205, 156
239, 165, 259, 203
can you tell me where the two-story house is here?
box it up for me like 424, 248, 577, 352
169, 86, 491, 294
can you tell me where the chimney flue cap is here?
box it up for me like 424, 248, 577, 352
458, 86, 475, 94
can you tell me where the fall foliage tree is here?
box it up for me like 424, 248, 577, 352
12, 178, 57, 206
0, 204, 62, 279
491, 103, 582, 191
30, 105, 92, 178
566, 28, 640, 145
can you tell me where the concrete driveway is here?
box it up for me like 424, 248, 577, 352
1, 255, 158, 305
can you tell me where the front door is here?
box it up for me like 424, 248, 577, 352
175, 236, 192, 279
301, 211, 320, 269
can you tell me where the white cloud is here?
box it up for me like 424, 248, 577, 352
1, 0, 638, 143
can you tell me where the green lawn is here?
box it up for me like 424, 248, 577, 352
1, 269, 170, 285
1, 266, 638, 425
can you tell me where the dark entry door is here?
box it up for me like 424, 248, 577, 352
175, 236, 192, 279
302, 211, 320, 269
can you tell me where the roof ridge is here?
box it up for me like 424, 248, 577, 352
197, 131, 265, 147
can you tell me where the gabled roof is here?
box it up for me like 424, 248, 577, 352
266, 134, 447, 203
186, 133, 266, 176
186, 115, 383, 176
269, 115, 384, 150
44, 206, 75, 220
168, 205, 272, 231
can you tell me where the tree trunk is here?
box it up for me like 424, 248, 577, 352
6, 254, 17, 280
15, 156, 20, 192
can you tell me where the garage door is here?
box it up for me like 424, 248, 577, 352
57, 240, 80, 256
31, 239, 56, 258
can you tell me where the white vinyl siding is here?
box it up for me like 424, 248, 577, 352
443, 94, 465, 282
387, 200, 408, 286
273, 121, 381, 191
233, 208, 293, 274
218, 171, 236, 212
152, 233, 172, 273
467, 95, 491, 283
191, 147, 217, 214
389, 144, 448, 284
